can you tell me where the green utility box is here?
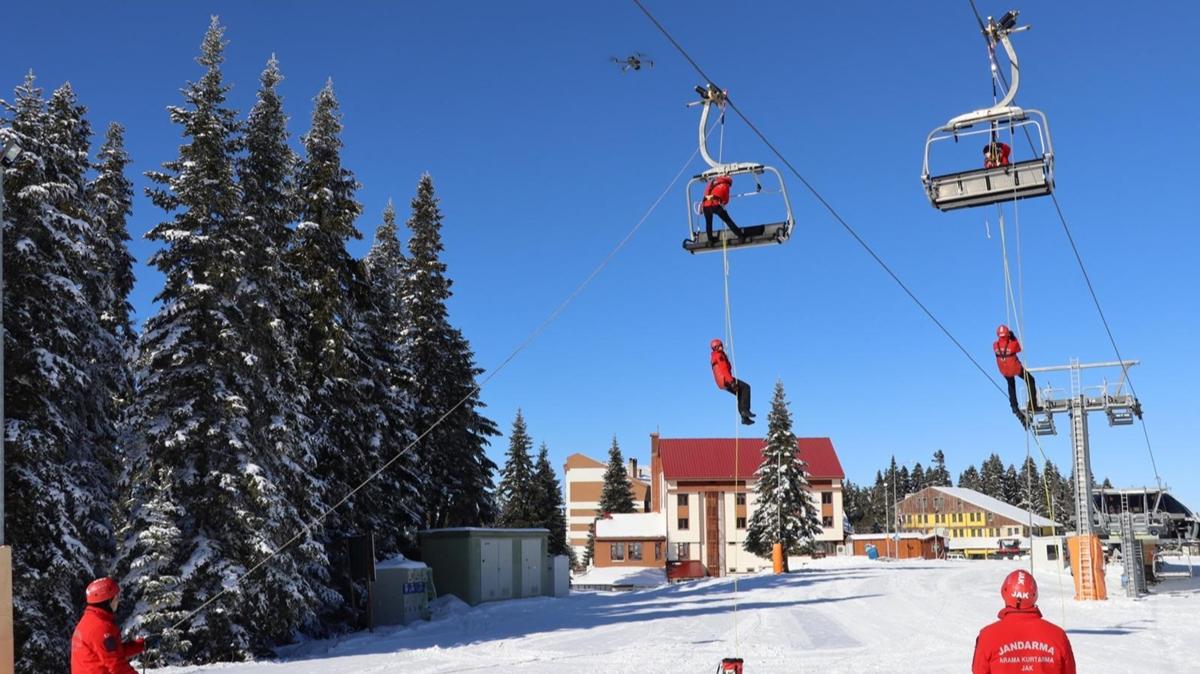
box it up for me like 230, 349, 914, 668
419, 528, 550, 606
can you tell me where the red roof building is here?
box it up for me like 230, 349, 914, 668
650, 433, 847, 577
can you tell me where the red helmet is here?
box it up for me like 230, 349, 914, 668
710, 338, 724, 350
716, 175, 732, 185
1001, 569, 1038, 609
996, 324, 1011, 338
86, 577, 120, 604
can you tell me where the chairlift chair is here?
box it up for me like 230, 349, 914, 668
920, 10, 1056, 211
682, 85, 795, 254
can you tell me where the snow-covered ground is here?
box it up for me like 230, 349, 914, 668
149, 556, 1199, 673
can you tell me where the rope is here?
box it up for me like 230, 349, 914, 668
721, 236, 741, 659
632, 0, 1008, 400
165, 138, 708, 634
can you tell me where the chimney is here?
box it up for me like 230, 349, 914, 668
628, 457, 638, 479
650, 433, 661, 513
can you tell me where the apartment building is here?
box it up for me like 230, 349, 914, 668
897, 485, 1061, 558
563, 453, 651, 562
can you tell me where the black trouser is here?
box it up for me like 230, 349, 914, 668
703, 205, 743, 239
1006, 369, 1038, 412
724, 379, 752, 417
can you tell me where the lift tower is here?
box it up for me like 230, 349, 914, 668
1024, 359, 1143, 600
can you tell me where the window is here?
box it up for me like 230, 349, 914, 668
822, 516, 834, 528
654, 541, 662, 560
678, 517, 689, 530
611, 543, 625, 561
1046, 544, 1058, 561
736, 493, 747, 505
821, 491, 833, 504
677, 493, 688, 506
676, 542, 691, 560
736, 517, 747, 529
629, 543, 643, 561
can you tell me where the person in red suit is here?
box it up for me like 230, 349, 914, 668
711, 338, 754, 425
71, 577, 148, 674
702, 175, 745, 244
994, 324, 1039, 427
972, 570, 1076, 673
984, 141, 1012, 168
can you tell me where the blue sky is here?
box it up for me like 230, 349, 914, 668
4, 2, 1197, 508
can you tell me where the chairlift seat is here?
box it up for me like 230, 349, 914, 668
1030, 412, 1056, 437
682, 221, 791, 255
1106, 407, 1135, 426
925, 158, 1052, 211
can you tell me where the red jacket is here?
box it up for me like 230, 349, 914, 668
993, 335, 1025, 378
985, 142, 1012, 168
703, 176, 732, 208
972, 607, 1076, 674
71, 606, 144, 674
711, 349, 735, 390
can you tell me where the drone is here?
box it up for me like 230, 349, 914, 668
612, 52, 654, 73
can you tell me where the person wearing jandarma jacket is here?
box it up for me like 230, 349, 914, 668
71, 577, 148, 674
972, 570, 1076, 674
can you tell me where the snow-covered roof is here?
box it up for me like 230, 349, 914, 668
931, 486, 1059, 528
946, 537, 1030, 550
377, 554, 428, 570
595, 513, 667, 540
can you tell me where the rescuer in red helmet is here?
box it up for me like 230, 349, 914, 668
71, 577, 148, 674
701, 175, 745, 244
711, 338, 754, 425
994, 324, 1039, 428
971, 570, 1076, 673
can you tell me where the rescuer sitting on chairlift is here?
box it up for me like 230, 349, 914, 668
983, 141, 1012, 168
702, 175, 746, 244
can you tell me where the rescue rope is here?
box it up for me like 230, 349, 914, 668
721, 236, 742, 660
163, 138, 710, 635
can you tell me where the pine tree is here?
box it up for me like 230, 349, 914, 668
897, 465, 911, 497
120, 19, 326, 663
930, 450, 952, 487
534, 442, 573, 561
1002, 464, 1020, 505
958, 465, 981, 492
399, 174, 498, 528
598, 436, 635, 514
88, 121, 136, 349
841, 480, 865, 531
910, 463, 926, 492
978, 454, 1006, 499
743, 381, 822, 567
497, 410, 538, 527
361, 200, 424, 552
1015, 456, 1043, 513
2, 73, 117, 674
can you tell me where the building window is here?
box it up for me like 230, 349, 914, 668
654, 541, 662, 560
611, 543, 625, 561
736, 493, 747, 505
736, 517, 747, 529
676, 542, 690, 559
678, 517, 689, 530
629, 543, 643, 561
677, 493, 688, 506
821, 491, 833, 504
822, 516, 834, 528
1046, 544, 1058, 561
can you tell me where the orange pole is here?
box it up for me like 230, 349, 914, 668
772, 543, 784, 574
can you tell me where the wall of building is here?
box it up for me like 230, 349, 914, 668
564, 456, 652, 562
593, 538, 667, 568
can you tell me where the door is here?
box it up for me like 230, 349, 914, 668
480, 538, 513, 601
705, 492, 722, 577
521, 538, 541, 597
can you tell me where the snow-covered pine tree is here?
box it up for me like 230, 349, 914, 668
497, 410, 538, 527
598, 436, 635, 514
910, 463, 926, 493
290, 77, 394, 628
361, 200, 424, 554
121, 18, 321, 663
399, 174, 497, 529
1016, 456, 1042, 514
534, 442, 573, 561
1002, 464, 1020, 505
88, 121, 136, 348
2, 73, 115, 674
743, 381, 821, 566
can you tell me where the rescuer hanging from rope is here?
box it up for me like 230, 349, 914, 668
711, 338, 754, 425
702, 175, 746, 244
994, 325, 1039, 428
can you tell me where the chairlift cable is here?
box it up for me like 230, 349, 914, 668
632, 0, 1007, 398
964, 1, 1163, 491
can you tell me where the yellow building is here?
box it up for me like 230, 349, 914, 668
897, 486, 1061, 558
